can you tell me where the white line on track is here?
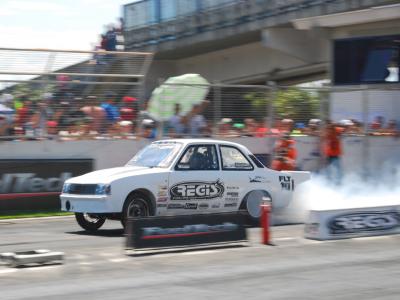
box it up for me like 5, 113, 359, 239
108, 258, 129, 263
0, 268, 18, 275
0, 216, 74, 223
181, 250, 221, 256
72, 254, 88, 260
79, 262, 93, 266
274, 237, 297, 241
352, 235, 392, 242
25, 265, 61, 272
99, 252, 119, 257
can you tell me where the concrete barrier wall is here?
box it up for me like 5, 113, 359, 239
0, 136, 399, 174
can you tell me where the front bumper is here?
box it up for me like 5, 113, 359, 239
60, 194, 114, 213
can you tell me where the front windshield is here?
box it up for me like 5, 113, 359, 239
126, 142, 182, 168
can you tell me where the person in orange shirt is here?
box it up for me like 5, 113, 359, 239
271, 133, 297, 171
323, 121, 343, 184
271, 152, 296, 171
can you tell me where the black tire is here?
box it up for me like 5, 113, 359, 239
240, 190, 272, 226
75, 213, 106, 232
121, 193, 151, 229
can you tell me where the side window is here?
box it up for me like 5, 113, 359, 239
249, 154, 265, 168
175, 145, 219, 171
220, 146, 253, 170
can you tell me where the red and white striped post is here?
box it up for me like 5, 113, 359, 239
260, 197, 272, 245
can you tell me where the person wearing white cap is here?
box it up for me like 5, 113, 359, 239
305, 118, 321, 136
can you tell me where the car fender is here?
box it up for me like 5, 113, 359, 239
124, 188, 157, 215
110, 172, 167, 213
245, 169, 284, 210
273, 170, 311, 209
284, 171, 311, 186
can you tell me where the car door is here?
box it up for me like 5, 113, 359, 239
218, 144, 258, 211
167, 144, 223, 214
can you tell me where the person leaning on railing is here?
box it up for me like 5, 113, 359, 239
81, 95, 105, 134
120, 96, 137, 133
101, 91, 121, 133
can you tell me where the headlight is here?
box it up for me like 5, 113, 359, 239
95, 184, 111, 195
62, 183, 71, 193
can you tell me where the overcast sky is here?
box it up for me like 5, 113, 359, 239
0, 0, 133, 50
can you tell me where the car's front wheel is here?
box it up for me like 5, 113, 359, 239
75, 213, 106, 231
121, 193, 151, 229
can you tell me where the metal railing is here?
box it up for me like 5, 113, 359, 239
124, 0, 242, 29
0, 47, 154, 140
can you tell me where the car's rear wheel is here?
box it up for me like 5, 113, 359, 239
121, 193, 151, 229
241, 190, 272, 225
75, 213, 106, 231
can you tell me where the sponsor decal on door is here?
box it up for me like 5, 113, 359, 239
170, 180, 224, 201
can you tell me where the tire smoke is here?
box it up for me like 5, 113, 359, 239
274, 166, 400, 224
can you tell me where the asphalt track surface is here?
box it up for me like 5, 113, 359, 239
1, 217, 400, 300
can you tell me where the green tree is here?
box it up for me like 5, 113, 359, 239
244, 91, 269, 121
8, 82, 55, 105
275, 88, 320, 123
245, 87, 320, 123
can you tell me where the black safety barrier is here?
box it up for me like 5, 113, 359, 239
0, 159, 93, 213
126, 212, 247, 251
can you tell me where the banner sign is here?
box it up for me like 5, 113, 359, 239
305, 205, 400, 240
0, 159, 93, 212
126, 212, 247, 250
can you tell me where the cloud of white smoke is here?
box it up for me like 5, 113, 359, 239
273, 166, 400, 224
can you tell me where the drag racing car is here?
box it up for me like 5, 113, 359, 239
60, 139, 310, 231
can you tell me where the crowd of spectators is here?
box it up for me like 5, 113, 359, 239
0, 91, 141, 140
1, 90, 399, 141
167, 101, 212, 138
184, 116, 399, 138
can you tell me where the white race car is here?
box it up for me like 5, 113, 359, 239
60, 139, 310, 231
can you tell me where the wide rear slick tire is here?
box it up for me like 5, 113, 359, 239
121, 193, 151, 230
241, 190, 272, 226
75, 213, 106, 232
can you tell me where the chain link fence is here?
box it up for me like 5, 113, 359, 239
1, 79, 399, 140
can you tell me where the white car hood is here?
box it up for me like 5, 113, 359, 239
67, 166, 155, 184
